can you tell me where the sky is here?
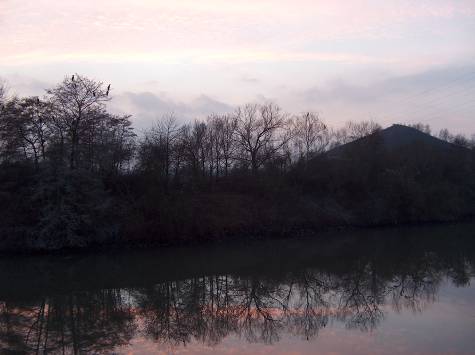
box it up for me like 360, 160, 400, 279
1, 0, 474, 133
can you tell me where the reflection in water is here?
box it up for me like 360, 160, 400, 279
0, 291, 136, 353
0, 223, 474, 353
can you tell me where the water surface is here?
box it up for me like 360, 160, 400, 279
1, 223, 475, 354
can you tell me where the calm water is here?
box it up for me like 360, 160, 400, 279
1, 223, 475, 354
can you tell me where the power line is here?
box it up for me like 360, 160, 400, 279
389, 98, 475, 125
390, 85, 475, 120
386, 69, 475, 110
414, 101, 475, 124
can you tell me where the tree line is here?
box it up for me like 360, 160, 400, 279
0, 76, 135, 173
0, 75, 474, 250
2, 75, 474, 180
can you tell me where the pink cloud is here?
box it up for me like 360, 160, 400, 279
1, 0, 474, 64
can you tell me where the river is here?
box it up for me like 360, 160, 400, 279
1, 223, 474, 354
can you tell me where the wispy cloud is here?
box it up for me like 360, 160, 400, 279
295, 64, 475, 132
1, 0, 474, 132
109, 91, 233, 130
301, 65, 475, 103
1, 0, 474, 64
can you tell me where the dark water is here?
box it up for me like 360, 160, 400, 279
1, 223, 475, 354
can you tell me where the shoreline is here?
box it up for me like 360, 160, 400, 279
2, 216, 474, 257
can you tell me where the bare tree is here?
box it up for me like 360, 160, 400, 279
330, 126, 350, 148
452, 134, 471, 148
329, 120, 381, 149
0, 97, 54, 167
0, 99, 22, 162
234, 103, 291, 174
18, 97, 53, 166
0, 81, 9, 161
207, 114, 237, 177
47, 74, 111, 169
438, 128, 452, 142
292, 112, 329, 163
438, 128, 473, 149
346, 120, 381, 141
153, 114, 180, 183
0, 80, 6, 105
180, 120, 209, 178
139, 116, 175, 179
89, 113, 136, 174
408, 122, 431, 135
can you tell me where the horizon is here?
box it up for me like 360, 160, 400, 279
1, 0, 474, 134
1, 3, 475, 353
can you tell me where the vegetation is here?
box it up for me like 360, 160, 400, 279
1, 75, 474, 251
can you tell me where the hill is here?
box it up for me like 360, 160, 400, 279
328, 124, 469, 158
293, 123, 475, 228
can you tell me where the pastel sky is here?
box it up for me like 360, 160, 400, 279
1, 0, 474, 133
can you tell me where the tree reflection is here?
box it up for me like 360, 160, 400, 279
0, 290, 136, 354
1, 237, 474, 353
129, 252, 473, 349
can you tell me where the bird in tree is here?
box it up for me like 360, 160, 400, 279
47, 74, 111, 169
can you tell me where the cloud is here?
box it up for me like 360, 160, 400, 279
109, 91, 234, 130
1, 0, 474, 65
0, 74, 52, 97
301, 64, 475, 104
0, 72, 235, 130
0, 50, 403, 67
191, 95, 234, 115
296, 64, 475, 132
241, 75, 259, 84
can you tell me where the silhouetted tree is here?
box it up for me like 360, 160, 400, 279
0, 97, 54, 167
0, 80, 6, 105
206, 114, 237, 177
452, 134, 471, 148
408, 122, 431, 135
47, 74, 111, 169
292, 112, 329, 164
138, 114, 180, 185
234, 103, 291, 174
438, 128, 452, 142
346, 120, 382, 141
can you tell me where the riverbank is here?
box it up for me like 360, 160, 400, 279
1, 215, 474, 256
